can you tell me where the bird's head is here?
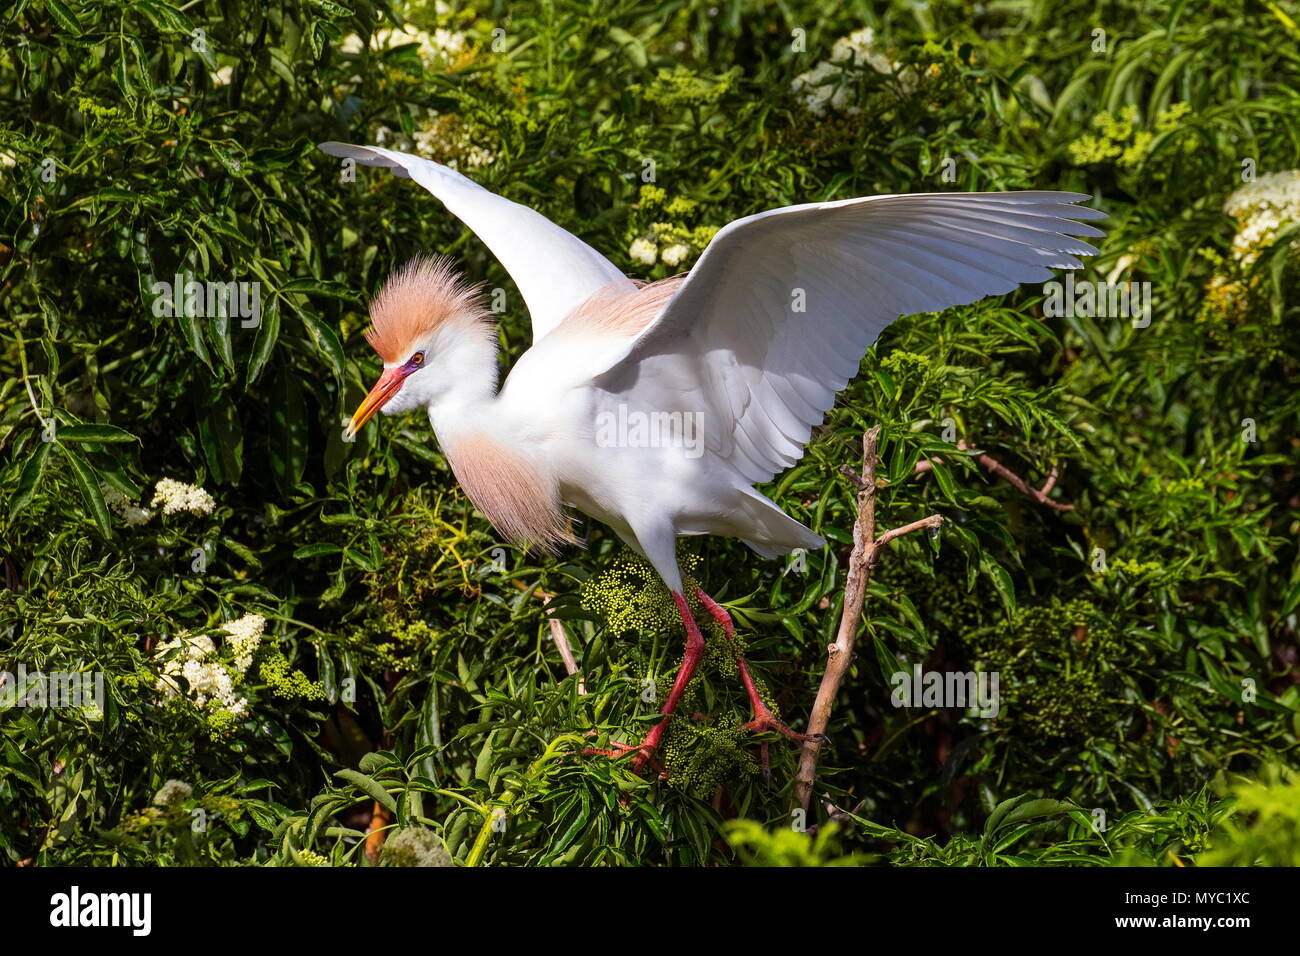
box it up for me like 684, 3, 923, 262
346, 256, 496, 439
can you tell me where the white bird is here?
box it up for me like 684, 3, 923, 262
320, 141, 1104, 771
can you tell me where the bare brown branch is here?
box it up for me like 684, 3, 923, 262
914, 441, 1074, 511
795, 427, 944, 811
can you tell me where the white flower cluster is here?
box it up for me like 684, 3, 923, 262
371, 119, 497, 170
155, 632, 248, 718
101, 485, 153, 526
334, 11, 499, 171
210, 65, 234, 87
412, 119, 496, 169
628, 237, 657, 266
660, 243, 691, 267
791, 27, 915, 116
221, 613, 266, 675
151, 478, 215, 517
1224, 170, 1300, 265
153, 779, 194, 807
831, 27, 899, 74
338, 23, 466, 69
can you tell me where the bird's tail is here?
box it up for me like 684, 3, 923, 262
735, 486, 825, 558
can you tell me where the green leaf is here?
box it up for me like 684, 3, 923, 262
297, 310, 346, 380
930, 460, 959, 503
982, 795, 1026, 838
1282, 573, 1300, 616
280, 278, 353, 298
246, 299, 282, 384
293, 543, 342, 559
358, 752, 392, 774
59, 445, 112, 537
202, 216, 253, 247
10, 439, 53, 520
268, 371, 308, 497
197, 397, 243, 484
114, 56, 135, 102
474, 733, 494, 782
135, 0, 195, 32
208, 313, 235, 373
55, 424, 139, 444
1000, 798, 1074, 827
89, 187, 137, 205
176, 309, 215, 373
334, 770, 397, 814
343, 546, 379, 572
44, 0, 82, 34
981, 556, 1017, 618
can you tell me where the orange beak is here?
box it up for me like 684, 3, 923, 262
346, 367, 411, 440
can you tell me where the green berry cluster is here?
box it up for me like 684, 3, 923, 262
579, 548, 703, 640
964, 598, 1125, 739
205, 707, 240, 742
352, 487, 472, 666
369, 618, 442, 671
630, 65, 742, 109
661, 718, 760, 798
259, 652, 326, 701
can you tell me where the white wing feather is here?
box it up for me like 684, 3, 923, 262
319, 142, 634, 341
596, 191, 1106, 484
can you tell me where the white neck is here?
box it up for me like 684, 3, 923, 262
420, 334, 500, 444
399, 331, 572, 551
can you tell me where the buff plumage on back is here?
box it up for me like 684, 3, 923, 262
366, 256, 492, 362
552, 275, 686, 338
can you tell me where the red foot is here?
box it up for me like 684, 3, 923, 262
695, 588, 818, 743
586, 592, 704, 776
586, 588, 820, 779
582, 720, 669, 774
739, 711, 819, 742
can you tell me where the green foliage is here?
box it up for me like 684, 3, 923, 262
1199, 765, 1300, 866
846, 790, 1227, 866
1, 0, 1296, 866
727, 821, 869, 866
965, 598, 1127, 740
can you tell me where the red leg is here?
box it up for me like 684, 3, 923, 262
586, 591, 707, 774
695, 588, 817, 742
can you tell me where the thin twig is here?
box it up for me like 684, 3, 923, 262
874, 514, 943, 551
795, 427, 944, 811
523, 584, 586, 695
14, 330, 49, 433
914, 440, 1074, 511
547, 615, 586, 695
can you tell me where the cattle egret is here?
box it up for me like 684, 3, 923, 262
320, 141, 1104, 772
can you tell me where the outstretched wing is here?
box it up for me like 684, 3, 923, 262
319, 142, 634, 341
595, 191, 1105, 484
